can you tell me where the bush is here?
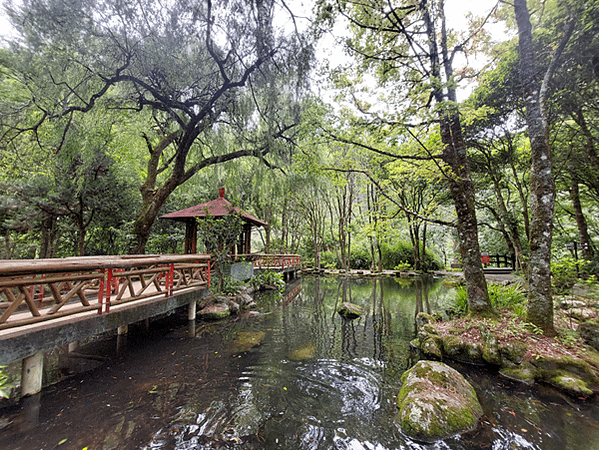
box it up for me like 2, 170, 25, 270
252, 270, 285, 292
320, 250, 340, 270
350, 246, 372, 270
552, 256, 590, 293
211, 276, 246, 296
381, 240, 442, 272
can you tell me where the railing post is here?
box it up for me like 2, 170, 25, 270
37, 274, 45, 307
207, 260, 211, 288
105, 268, 112, 313
97, 269, 105, 315
167, 264, 174, 297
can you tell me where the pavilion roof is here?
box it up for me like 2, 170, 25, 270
160, 188, 267, 228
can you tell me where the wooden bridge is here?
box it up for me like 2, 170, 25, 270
0, 253, 301, 396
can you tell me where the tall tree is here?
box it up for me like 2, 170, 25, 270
513, 0, 575, 335
3, 0, 314, 253
318, 0, 493, 313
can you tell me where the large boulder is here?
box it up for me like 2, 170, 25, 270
531, 354, 599, 398
396, 361, 482, 442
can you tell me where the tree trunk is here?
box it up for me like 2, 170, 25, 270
514, 0, 573, 336
440, 113, 492, 315
39, 215, 58, 259
570, 173, 593, 260
4, 228, 11, 259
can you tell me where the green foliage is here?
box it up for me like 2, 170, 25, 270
0, 366, 11, 399
551, 257, 591, 293
451, 283, 526, 317
487, 283, 527, 309
211, 276, 246, 297
321, 250, 340, 270
394, 261, 412, 271
523, 322, 544, 336
381, 240, 442, 272
450, 287, 470, 317
197, 211, 243, 291
251, 270, 285, 292
349, 245, 371, 270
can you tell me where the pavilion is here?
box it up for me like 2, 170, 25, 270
160, 188, 267, 254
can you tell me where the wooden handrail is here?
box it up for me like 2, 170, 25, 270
0, 254, 211, 277
0, 255, 211, 330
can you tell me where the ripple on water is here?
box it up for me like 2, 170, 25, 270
145, 357, 390, 450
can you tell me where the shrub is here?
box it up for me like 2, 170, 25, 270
552, 256, 590, 293
381, 240, 442, 272
252, 270, 285, 292
320, 250, 340, 270
350, 246, 372, 270
211, 276, 246, 296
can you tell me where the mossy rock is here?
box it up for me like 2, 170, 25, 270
482, 342, 502, 366
396, 361, 482, 442
232, 331, 266, 352
532, 354, 599, 396
289, 343, 317, 361
499, 341, 528, 365
420, 336, 443, 360
421, 323, 439, 335
441, 336, 484, 365
448, 327, 467, 335
579, 346, 599, 372
416, 312, 437, 328
499, 361, 536, 384
579, 322, 599, 352
548, 372, 594, 398
199, 303, 231, 320
337, 302, 364, 319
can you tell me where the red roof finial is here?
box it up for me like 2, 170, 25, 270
218, 187, 225, 198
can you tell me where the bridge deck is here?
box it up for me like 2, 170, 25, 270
0, 253, 301, 366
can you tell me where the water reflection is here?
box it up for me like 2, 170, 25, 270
1, 276, 599, 450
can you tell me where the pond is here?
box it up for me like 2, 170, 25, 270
1, 275, 599, 450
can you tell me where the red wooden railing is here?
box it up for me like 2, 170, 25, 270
0, 255, 211, 330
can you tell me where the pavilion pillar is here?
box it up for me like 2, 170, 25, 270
185, 221, 198, 254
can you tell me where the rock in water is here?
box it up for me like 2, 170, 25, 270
396, 360, 482, 442
198, 303, 231, 320
233, 331, 266, 352
337, 302, 364, 319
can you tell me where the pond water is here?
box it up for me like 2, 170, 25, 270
1, 276, 599, 450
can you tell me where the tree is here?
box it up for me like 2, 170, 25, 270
317, 0, 493, 313
4, 0, 314, 253
513, 0, 575, 335
196, 211, 243, 291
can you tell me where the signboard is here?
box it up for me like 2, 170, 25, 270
565, 243, 575, 250
481, 251, 490, 264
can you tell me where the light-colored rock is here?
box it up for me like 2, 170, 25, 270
198, 303, 231, 320
396, 361, 482, 442
337, 302, 364, 319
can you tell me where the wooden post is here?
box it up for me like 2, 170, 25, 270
184, 221, 198, 254
21, 352, 44, 396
